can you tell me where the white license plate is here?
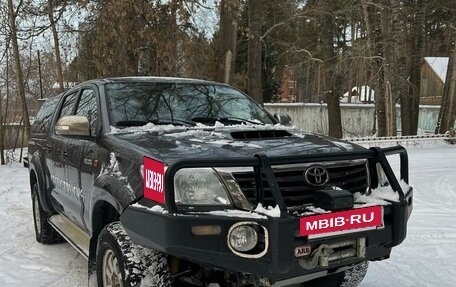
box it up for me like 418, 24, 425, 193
300, 206, 384, 239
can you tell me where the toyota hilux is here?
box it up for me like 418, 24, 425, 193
28, 77, 413, 287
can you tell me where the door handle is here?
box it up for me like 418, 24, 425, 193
61, 151, 69, 159
46, 145, 52, 153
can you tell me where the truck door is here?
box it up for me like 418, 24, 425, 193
48, 90, 79, 218
73, 87, 102, 230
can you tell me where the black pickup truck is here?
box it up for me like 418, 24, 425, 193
28, 77, 413, 287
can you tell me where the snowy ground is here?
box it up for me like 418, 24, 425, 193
0, 142, 455, 286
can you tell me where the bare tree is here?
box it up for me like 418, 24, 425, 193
405, 1, 426, 135
0, 76, 4, 165
390, 0, 409, 135
247, 0, 263, 104
362, 0, 384, 135
436, 40, 456, 134
319, 0, 342, 138
7, 0, 30, 136
215, 0, 239, 84
47, 0, 65, 92
379, 0, 397, 136
0, 53, 11, 164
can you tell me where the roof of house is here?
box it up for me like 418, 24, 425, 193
424, 57, 449, 83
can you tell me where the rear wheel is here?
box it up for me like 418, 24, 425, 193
303, 262, 369, 287
32, 183, 62, 244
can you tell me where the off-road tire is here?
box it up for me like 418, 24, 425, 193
96, 221, 172, 287
32, 183, 63, 244
303, 261, 369, 287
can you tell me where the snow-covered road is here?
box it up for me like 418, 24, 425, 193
0, 143, 455, 286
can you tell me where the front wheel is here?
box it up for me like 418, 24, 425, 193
303, 261, 369, 287
96, 222, 172, 287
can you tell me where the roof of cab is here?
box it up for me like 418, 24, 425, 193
81, 76, 226, 87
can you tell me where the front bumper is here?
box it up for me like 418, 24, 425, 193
122, 146, 413, 282
120, 187, 412, 282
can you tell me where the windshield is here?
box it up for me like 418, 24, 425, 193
105, 82, 275, 127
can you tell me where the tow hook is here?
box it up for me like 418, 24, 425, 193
298, 244, 334, 270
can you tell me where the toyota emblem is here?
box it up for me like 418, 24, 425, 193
304, 166, 329, 186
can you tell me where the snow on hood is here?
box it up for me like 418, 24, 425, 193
106, 122, 365, 165
108, 121, 293, 135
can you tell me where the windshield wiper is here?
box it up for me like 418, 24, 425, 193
116, 119, 194, 127
192, 117, 261, 125
115, 120, 149, 127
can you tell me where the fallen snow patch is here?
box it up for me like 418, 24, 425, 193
99, 152, 135, 201
149, 205, 168, 214
354, 184, 400, 206
194, 209, 266, 219
300, 206, 332, 216
209, 139, 262, 148
131, 203, 169, 214
400, 179, 411, 193
254, 203, 281, 217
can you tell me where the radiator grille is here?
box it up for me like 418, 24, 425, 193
232, 162, 368, 209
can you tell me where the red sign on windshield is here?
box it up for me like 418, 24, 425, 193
143, 157, 165, 204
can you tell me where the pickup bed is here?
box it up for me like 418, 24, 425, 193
28, 77, 413, 287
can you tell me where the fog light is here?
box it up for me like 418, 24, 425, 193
228, 224, 258, 252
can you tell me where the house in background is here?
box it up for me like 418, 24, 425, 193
278, 67, 296, 103
341, 86, 375, 104
51, 82, 77, 94
420, 57, 448, 105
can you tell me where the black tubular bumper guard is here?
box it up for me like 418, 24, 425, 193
121, 146, 413, 280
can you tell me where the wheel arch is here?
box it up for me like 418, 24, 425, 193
30, 169, 38, 193
88, 199, 121, 271
29, 156, 53, 212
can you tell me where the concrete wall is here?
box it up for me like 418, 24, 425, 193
265, 103, 450, 137
0, 105, 448, 148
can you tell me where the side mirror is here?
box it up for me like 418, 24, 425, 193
274, 113, 292, 126
55, 116, 90, 137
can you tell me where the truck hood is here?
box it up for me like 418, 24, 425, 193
106, 124, 365, 165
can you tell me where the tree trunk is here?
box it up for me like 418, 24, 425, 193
170, 0, 180, 76
362, 0, 380, 135
0, 76, 4, 165
0, 49, 10, 165
380, 0, 397, 136
385, 81, 394, 135
8, 0, 30, 137
348, 58, 353, 103
319, 0, 342, 138
437, 42, 456, 134
216, 0, 239, 84
247, 0, 263, 104
47, 0, 64, 93
390, 0, 410, 135
407, 1, 426, 135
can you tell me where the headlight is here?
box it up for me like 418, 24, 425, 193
174, 168, 231, 205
